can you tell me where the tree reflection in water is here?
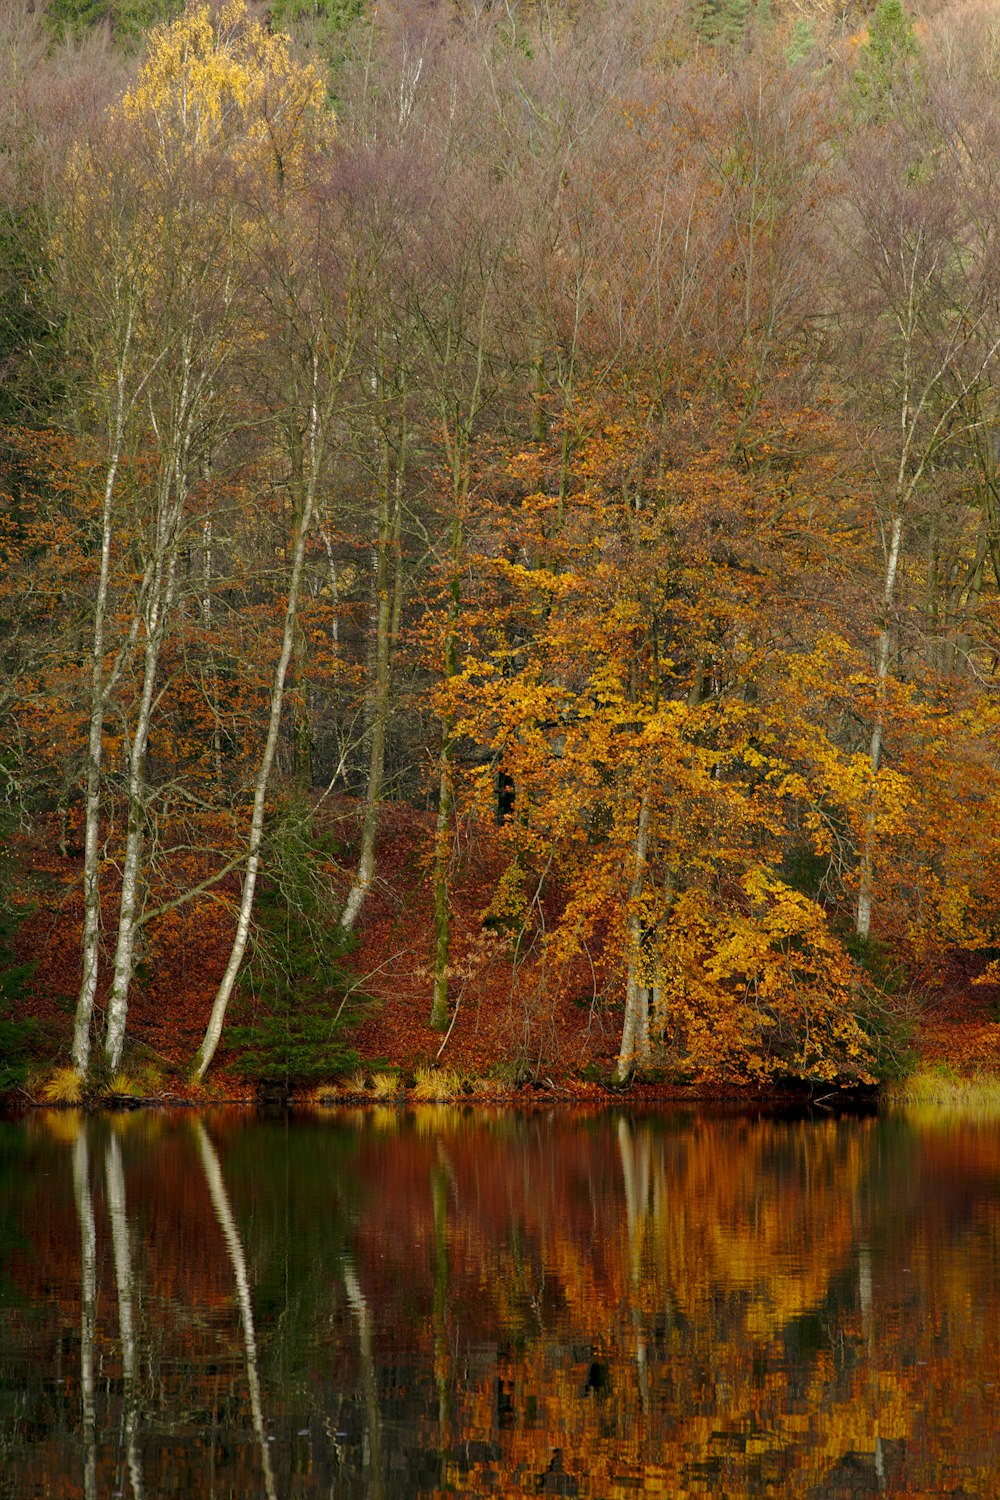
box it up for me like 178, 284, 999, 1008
4, 1107, 1000, 1496
105, 1131, 144, 1500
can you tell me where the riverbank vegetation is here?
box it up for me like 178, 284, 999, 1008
3, 0, 1000, 1101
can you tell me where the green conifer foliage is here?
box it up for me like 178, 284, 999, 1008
692, 0, 752, 49
226, 804, 364, 1093
785, 17, 816, 67
267, 0, 367, 69
851, 0, 921, 122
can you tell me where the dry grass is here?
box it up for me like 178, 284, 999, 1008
102, 1071, 144, 1099
411, 1065, 466, 1102
39, 1066, 83, 1105
308, 1082, 341, 1104
886, 1066, 1000, 1123
371, 1070, 401, 1099
346, 1069, 370, 1096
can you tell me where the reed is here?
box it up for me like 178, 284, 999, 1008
886, 1066, 1000, 1122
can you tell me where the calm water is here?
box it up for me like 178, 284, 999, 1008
1, 1106, 999, 1498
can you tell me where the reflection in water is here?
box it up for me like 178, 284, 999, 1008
343, 1261, 383, 1500
105, 1131, 144, 1500
71, 1123, 96, 1500
195, 1119, 277, 1500
3, 1107, 1000, 1496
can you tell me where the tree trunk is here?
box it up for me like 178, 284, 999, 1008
430, 743, 453, 1030
190, 413, 319, 1081
73, 402, 128, 1076
430, 506, 463, 1031
856, 510, 903, 940
105, 484, 183, 1073
615, 783, 653, 1082
340, 420, 406, 933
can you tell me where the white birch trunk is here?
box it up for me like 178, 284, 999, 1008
105, 333, 198, 1071
105, 483, 184, 1072
190, 406, 320, 1081
73, 363, 130, 1076
856, 509, 904, 940
341, 429, 405, 934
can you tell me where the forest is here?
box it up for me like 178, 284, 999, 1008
2, 0, 1000, 1099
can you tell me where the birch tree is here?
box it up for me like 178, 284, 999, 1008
843, 125, 1000, 939
190, 56, 355, 1081
60, 1, 333, 1077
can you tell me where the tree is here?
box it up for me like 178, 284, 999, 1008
838, 110, 1000, 940
448, 395, 879, 1083
58, 0, 333, 1077
189, 20, 353, 1080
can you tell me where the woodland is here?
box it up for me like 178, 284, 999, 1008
2, 0, 1000, 1100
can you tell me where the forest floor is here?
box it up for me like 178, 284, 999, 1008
8, 799, 1000, 1105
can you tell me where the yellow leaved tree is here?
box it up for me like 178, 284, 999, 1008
446, 393, 886, 1085
58, 0, 334, 1080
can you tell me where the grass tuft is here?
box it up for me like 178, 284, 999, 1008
346, 1068, 370, 1096
103, 1071, 144, 1099
40, 1066, 83, 1105
371, 1070, 400, 1099
308, 1082, 341, 1104
412, 1065, 465, 1101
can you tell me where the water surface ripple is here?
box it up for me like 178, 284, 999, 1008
1, 1106, 997, 1497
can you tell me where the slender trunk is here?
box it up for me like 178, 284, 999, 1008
190, 411, 319, 1080
202, 515, 224, 791
292, 614, 312, 791
105, 494, 182, 1073
106, 1134, 145, 1500
615, 783, 653, 1082
196, 1122, 276, 1500
430, 749, 453, 1030
73, 409, 128, 1075
856, 510, 903, 941
341, 420, 406, 933
72, 1126, 97, 1500
430, 492, 463, 1030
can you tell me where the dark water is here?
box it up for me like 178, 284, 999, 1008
1, 1106, 999, 1498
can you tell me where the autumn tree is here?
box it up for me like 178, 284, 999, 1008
449, 394, 880, 1084
57, 0, 334, 1078
184, 9, 351, 1082
836, 74, 1000, 942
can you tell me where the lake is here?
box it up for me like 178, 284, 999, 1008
1, 1105, 998, 1497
